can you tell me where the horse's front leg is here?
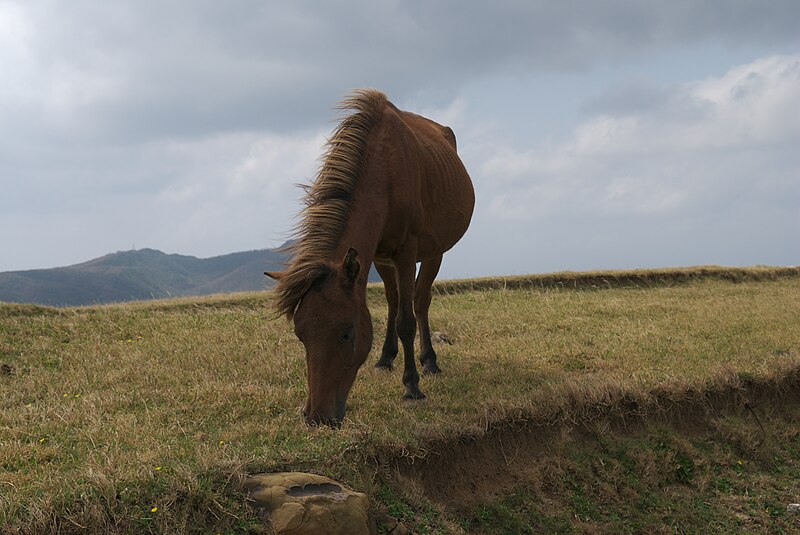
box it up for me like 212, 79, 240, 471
394, 244, 425, 400
415, 254, 443, 375
374, 261, 398, 370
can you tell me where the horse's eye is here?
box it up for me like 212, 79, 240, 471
339, 326, 355, 345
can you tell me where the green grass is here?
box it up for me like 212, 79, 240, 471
1, 267, 799, 533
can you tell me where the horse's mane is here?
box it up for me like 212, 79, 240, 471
273, 89, 388, 319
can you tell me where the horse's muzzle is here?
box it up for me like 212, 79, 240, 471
303, 409, 343, 428
302, 399, 346, 428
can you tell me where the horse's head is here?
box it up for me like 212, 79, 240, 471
268, 248, 373, 427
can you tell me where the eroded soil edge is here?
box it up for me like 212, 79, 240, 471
389, 367, 800, 511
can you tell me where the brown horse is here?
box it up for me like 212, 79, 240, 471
267, 89, 474, 426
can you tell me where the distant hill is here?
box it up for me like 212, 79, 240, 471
0, 247, 290, 307
0, 247, 383, 307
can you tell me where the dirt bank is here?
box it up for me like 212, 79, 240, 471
390, 366, 800, 513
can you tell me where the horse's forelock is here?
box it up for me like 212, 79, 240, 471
275, 263, 331, 320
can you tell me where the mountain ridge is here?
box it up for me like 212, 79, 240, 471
0, 247, 289, 307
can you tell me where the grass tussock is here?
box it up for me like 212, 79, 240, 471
1, 266, 799, 533
0, 303, 60, 318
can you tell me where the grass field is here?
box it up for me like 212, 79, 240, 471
1, 267, 799, 533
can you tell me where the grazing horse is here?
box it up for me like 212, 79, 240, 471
267, 89, 474, 426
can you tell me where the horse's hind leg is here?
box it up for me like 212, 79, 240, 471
374, 261, 399, 370
415, 254, 443, 375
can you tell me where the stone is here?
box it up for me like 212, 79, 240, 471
430, 331, 453, 345
243, 472, 375, 535
788, 503, 800, 514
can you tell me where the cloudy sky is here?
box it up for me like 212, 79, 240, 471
2, 1, 798, 278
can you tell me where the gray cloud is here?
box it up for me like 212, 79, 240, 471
579, 81, 678, 117
4, 1, 799, 143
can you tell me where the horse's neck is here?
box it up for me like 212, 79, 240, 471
334, 190, 383, 287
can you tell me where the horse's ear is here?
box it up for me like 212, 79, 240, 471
264, 270, 284, 281
342, 247, 360, 283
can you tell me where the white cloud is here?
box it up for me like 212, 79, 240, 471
690, 55, 800, 146
227, 132, 327, 197
480, 55, 800, 222
139, 130, 327, 253
0, 2, 32, 64
135, 129, 325, 204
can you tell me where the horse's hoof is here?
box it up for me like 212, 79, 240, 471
403, 387, 426, 400
374, 360, 393, 371
422, 362, 442, 375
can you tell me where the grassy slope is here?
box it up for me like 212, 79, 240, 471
1, 267, 799, 533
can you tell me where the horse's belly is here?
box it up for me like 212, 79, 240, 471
416, 203, 473, 260
374, 201, 471, 263
416, 171, 474, 259
416, 222, 467, 260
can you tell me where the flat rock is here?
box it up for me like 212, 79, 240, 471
244, 472, 374, 535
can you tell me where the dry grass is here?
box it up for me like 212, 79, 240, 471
1, 267, 799, 533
